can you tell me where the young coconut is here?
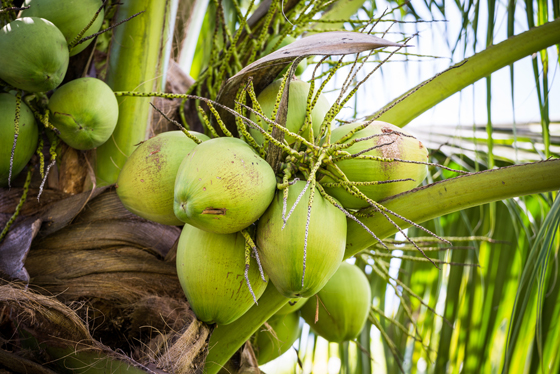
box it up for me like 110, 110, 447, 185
22, 0, 104, 56
116, 131, 209, 226
48, 77, 119, 150
249, 78, 330, 145
0, 17, 69, 92
323, 121, 429, 209
0, 94, 38, 187
256, 181, 346, 298
176, 224, 268, 325
174, 137, 277, 234
300, 262, 371, 342
254, 312, 301, 365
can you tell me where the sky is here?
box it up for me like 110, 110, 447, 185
307, 0, 559, 130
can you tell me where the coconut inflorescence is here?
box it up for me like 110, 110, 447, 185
0, 93, 38, 187
257, 181, 347, 298
323, 121, 429, 209
249, 78, 330, 145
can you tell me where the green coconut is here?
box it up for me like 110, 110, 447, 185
249, 78, 330, 145
300, 262, 371, 342
256, 181, 346, 298
174, 137, 277, 234
323, 121, 429, 209
176, 224, 268, 325
0, 17, 69, 92
275, 297, 309, 316
254, 312, 301, 365
48, 77, 119, 150
263, 35, 307, 76
116, 131, 209, 226
22, 0, 104, 56
0, 94, 38, 187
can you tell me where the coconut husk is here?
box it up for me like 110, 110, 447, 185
1, 185, 214, 373
55, 143, 89, 195
0, 283, 169, 374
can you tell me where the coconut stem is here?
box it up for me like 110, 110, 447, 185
38, 137, 60, 202
36, 137, 45, 179
335, 154, 467, 174
197, 106, 220, 138
316, 183, 388, 250
68, 0, 107, 50
241, 229, 266, 283
150, 102, 203, 144
8, 91, 21, 189
234, 84, 262, 155
244, 242, 258, 305
321, 178, 415, 188
0, 167, 32, 243
347, 184, 443, 269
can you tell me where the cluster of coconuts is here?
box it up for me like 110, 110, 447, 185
0, 0, 119, 186
115, 73, 428, 355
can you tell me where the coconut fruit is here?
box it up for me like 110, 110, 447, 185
0, 94, 38, 187
300, 262, 371, 342
22, 0, 104, 56
249, 78, 330, 145
174, 137, 276, 234
254, 312, 301, 365
263, 35, 307, 76
275, 297, 309, 316
256, 181, 346, 298
0, 17, 69, 92
176, 224, 268, 325
116, 131, 209, 226
323, 121, 429, 209
48, 77, 119, 150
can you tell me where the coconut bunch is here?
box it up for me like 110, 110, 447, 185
110, 58, 462, 339
0, 0, 135, 190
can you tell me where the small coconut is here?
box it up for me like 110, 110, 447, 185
256, 181, 346, 298
249, 78, 330, 145
254, 312, 301, 365
0, 17, 69, 92
300, 262, 371, 342
22, 0, 104, 56
116, 131, 209, 226
176, 224, 268, 325
174, 137, 277, 234
323, 121, 429, 209
0, 93, 38, 187
48, 77, 119, 150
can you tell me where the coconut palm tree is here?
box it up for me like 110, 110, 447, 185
0, 0, 558, 373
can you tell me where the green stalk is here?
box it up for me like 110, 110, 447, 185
203, 159, 560, 373
95, 1, 169, 186
345, 159, 560, 256
204, 283, 289, 374
370, 18, 560, 127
